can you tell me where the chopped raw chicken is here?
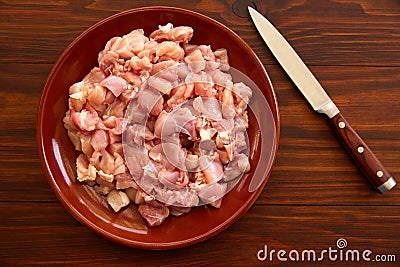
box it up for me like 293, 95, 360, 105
138, 201, 170, 227
100, 75, 129, 97
107, 189, 130, 212
149, 23, 193, 43
64, 23, 253, 227
76, 154, 97, 182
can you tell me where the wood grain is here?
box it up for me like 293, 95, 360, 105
1, 202, 399, 266
0, 0, 399, 266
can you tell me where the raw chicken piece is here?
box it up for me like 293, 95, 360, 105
83, 67, 106, 84
185, 71, 214, 97
70, 107, 99, 132
192, 97, 222, 121
87, 84, 107, 110
151, 60, 177, 75
154, 41, 184, 62
184, 49, 206, 73
147, 76, 172, 94
123, 29, 149, 54
197, 182, 227, 208
76, 154, 97, 182
150, 23, 193, 44
214, 48, 229, 70
199, 155, 224, 184
167, 84, 194, 108
113, 152, 126, 175
100, 75, 129, 97
90, 129, 109, 151
127, 56, 152, 72
115, 172, 137, 190
107, 189, 130, 212
137, 87, 164, 112
138, 201, 170, 227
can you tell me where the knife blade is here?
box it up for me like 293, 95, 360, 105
248, 6, 396, 193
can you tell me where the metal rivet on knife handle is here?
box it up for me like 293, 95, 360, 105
330, 113, 396, 194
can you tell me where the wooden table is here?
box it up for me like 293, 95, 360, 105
1, 0, 399, 266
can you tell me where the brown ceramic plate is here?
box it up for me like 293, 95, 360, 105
37, 6, 280, 249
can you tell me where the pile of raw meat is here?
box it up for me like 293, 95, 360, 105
63, 23, 252, 226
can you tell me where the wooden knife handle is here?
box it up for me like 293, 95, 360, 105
329, 112, 396, 193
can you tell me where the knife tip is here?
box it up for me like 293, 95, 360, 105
248, 5, 257, 17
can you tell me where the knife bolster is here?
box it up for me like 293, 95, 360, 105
377, 177, 397, 194
316, 100, 340, 118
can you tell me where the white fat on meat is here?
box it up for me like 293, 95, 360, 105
107, 189, 130, 212
76, 154, 97, 182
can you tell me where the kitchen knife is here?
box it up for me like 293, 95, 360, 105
248, 6, 396, 193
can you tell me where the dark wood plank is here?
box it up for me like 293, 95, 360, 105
248, 0, 400, 66
0, 0, 399, 66
1, 202, 399, 266
0, 63, 57, 202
